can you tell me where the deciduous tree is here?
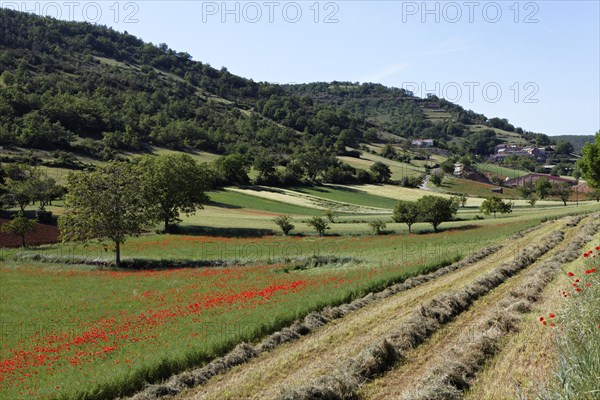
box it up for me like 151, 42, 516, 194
138, 154, 211, 232
416, 195, 458, 232
578, 132, 600, 189
551, 182, 572, 206
392, 202, 420, 233
479, 196, 513, 218
273, 215, 294, 236
0, 212, 36, 247
369, 162, 391, 183
59, 161, 158, 268
307, 216, 330, 236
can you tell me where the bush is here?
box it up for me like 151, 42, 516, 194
273, 215, 295, 236
306, 216, 330, 236
369, 221, 387, 235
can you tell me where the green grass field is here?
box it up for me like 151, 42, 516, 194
475, 163, 529, 179
1, 215, 549, 399
207, 190, 324, 215
429, 176, 520, 198
337, 152, 425, 180
291, 186, 398, 209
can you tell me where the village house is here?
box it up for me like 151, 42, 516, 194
492, 144, 547, 162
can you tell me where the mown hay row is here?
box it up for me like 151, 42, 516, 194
128, 244, 505, 399
403, 214, 600, 399
280, 227, 571, 400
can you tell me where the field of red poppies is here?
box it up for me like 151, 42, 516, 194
0, 254, 454, 399
0, 217, 547, 399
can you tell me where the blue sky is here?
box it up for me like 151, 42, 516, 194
9, 1, 599, 135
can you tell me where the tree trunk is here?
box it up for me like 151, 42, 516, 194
164, 216, 170, 233
115, 242, 121, 269
408, 224, 412, 233
21, 234, 26, 248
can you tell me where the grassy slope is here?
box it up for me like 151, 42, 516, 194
429, 175, 520, 198
476, 162, 529, 179
291, 186, 399, 209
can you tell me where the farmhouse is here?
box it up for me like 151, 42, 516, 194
412, 139, 434, 147
492, 144, 546, 162
504, 173, 577, 188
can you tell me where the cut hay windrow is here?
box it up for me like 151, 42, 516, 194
127, 244, 507, 399
279, 218, 582, 400
404, 213, 600, 399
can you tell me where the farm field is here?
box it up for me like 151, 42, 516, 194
337, 152, 425, 180
7, 201, 598, 263
427, 176, 520, 198
171, 214, 599, 400
462, 244, 597, 400
1, 150, 598, 400
3, 206, 596, 399
476, 162, 530, 179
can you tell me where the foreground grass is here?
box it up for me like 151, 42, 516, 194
463, 234, 600, 400
0, 218, 544, 399
548, 246, 600, 399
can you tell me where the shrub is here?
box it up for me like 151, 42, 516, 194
273, 215, 295, 236
306, 216, 330, 236
369, 221, 387, 235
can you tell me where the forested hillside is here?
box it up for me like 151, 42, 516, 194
0, 9, 559, 166
551, 135, 595, 154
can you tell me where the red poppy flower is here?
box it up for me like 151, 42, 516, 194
586, 270, 591, 274
549, 313, 555, 318
550, 323, 555, 327
576, 287, 582, 292
542, 320, 547, 325
539, 316, 545, 321
596, 246, 600, 251
568, 272, 575, 276
586, 283, 592, 287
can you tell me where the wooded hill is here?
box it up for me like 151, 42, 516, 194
0, 9, 560, 166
